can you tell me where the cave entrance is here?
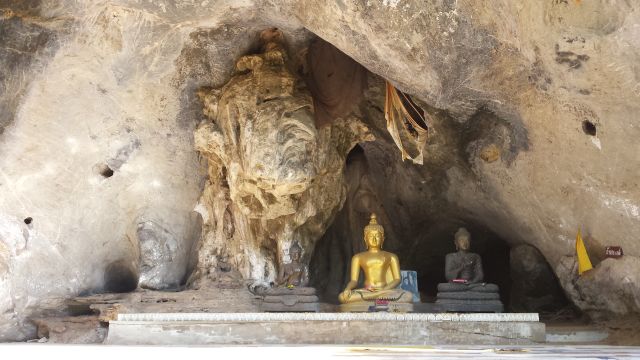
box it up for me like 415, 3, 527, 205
310, 212, 513, 306
182, 26, 572, 316
405, 222, 512, 305
310, 142, 571, 315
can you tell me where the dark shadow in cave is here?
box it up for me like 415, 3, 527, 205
407, 222, 512, 306
310, 205, 513, 306
182, 210, 205, 287
310, 140, 569, 314
103, 259, 139, 293
309, 145, 373, 303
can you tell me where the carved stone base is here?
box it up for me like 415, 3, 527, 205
436, 282, 504, 313
437, 283, 499, 293
261, 287, 320, 312
339, 302, 414, 313
435, 299, 504, 313
262, 302, 319, 312
437, 291, 501, 300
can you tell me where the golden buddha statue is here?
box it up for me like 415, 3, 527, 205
338, 214, 412, 310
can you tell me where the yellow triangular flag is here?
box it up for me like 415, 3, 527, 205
576, 229, 593, 275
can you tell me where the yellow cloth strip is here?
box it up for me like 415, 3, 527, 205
576, 229, 593, 275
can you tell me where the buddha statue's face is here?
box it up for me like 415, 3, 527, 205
364, 229, 384, 250
290, 248, 301, 262
455, 234, 470, 251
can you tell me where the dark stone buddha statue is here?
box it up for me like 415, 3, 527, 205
436, 228, 503, 312
262, 241, 319, 312
445, 227, 484, 284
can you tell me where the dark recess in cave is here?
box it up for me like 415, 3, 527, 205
310, 215, 513, 306
310, 140, 570, 314
103, 259, 139, 293
94, 163, 115, 178
310, 194, 577, 314
310, 143, 513, 306
100, 166, 114, 178
408, 223, 512, 305
582, 120, 597, 136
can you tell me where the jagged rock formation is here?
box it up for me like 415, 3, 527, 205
192, 31, 371, 288
0, 0, 639, 341
557, 255, 640, 318
510, 244, 568, 313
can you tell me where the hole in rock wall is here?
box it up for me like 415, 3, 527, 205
582, 120, 597, 136
95, 163, 114, 178
103, 259, 139, 293
24, 217, 32, 224
101, 167, 114, 178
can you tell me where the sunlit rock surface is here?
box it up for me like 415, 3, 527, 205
1, 0, 639, 340
557, 255, 640, 318
192, 37, 371, 288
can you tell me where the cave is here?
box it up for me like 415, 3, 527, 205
103, 260, 139, 294
309, 142, 517, 304
310, 140, 569, 315
1, 0, 640, 347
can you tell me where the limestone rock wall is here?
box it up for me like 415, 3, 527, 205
0, 2, 209, 340
302, 0, 640, 316
0, 0, 316, 341
192, 40, 372, 288
510, 244, 568, 313
557, 255, 640, 318
311, 1, 638, 237
1, 0, 640, 341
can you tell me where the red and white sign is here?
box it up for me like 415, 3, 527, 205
605, 246, 623, 258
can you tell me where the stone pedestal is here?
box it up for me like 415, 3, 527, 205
338, 302, 413, 313
105, 312, 544, 345
261, 287, 319, 312
435, 283, 504, 313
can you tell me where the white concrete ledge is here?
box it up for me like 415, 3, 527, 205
115, 312, 539, 323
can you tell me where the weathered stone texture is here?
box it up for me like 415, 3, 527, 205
1, 0, 639, 341
0, 1, 206, 340
557, 256, 640, 318
308, 0, 640, 315
32, 315, 107, 344
192, 42, 372, 288
510, 244, 568, 313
